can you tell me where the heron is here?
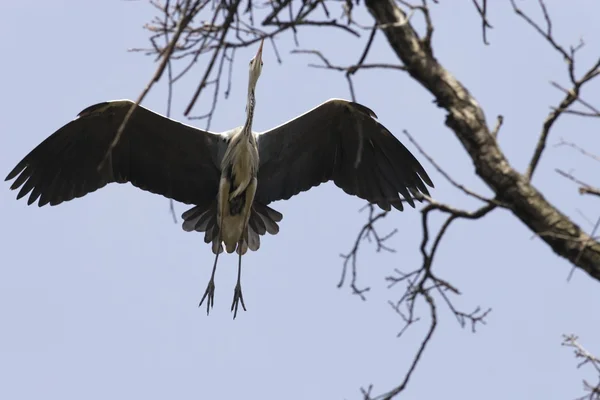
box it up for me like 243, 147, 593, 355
5, 38, 433, 318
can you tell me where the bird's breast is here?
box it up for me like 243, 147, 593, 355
221, 135, 259, 200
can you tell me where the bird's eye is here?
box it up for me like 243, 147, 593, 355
260, 61, 263, 66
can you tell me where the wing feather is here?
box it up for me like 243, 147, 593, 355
5, 100, 224, 207
255, 99, 433, 210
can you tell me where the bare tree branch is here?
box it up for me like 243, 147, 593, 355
370, 291, 437, 400
550, 81, 600, 118
402, 129, 505, 207
292, 48, 406, 101
555, 138, 600, 163
355, 195, 493, 399
470, 0, 492, 45
99, 0, 201, 171
365, 0, 600, 281
131, 0, 368, 124
556, 169, 600, 198
510, 0, 600, 180
183, 0, 242, 116
563, 334, 600, 400
338, 204, 395, 299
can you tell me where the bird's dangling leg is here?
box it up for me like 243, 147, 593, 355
231, 237, 247, 319
199, 223, 223, 315
199, 249, 219, 315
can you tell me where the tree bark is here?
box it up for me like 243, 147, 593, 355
365, 0, 600, 281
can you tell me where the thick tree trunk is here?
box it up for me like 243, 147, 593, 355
365, 0, 600, 281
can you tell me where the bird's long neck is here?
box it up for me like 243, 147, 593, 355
242, 88, 256, 137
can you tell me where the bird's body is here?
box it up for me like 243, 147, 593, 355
218, 125, 259, 254
5, 39, 434, 318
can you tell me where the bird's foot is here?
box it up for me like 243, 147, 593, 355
230, 282, 247, 319
199, 279, 216, 315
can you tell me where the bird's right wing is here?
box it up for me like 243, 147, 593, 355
5, 100, 226, 207
255, 99, 433, 211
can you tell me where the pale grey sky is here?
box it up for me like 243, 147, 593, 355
1, 1, 599, 399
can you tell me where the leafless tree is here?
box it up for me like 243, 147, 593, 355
115, 0, 599, 397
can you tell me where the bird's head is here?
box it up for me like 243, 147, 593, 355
248, 38, 264, 92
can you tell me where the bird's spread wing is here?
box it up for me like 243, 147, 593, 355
5, 100, 225, 207
255, 99, 433, 211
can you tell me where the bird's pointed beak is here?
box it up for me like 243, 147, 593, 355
256, 38, 264, 63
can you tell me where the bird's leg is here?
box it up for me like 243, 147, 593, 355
198, 245, 220, 315
199, 209, 223, 315
231, 237, 247, 319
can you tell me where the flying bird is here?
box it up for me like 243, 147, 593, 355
5, 38, 433, 318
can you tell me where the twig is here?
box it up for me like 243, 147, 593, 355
556, 169, 600, 198
511, 0, 600, 180
338, 205, 394, 299
555, 138, 600, 163
562, 334, 600, 400
372, 292, 437, 400
470, 0, 493, 45
98, 0, 198, 171
184, 0, 242, 116
402, 129, 505, 207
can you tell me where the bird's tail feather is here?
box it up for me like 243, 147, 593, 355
181, 201, 283, 255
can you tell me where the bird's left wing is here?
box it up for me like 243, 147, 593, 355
5, 100, 226, 208
255, 99, 433, 211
